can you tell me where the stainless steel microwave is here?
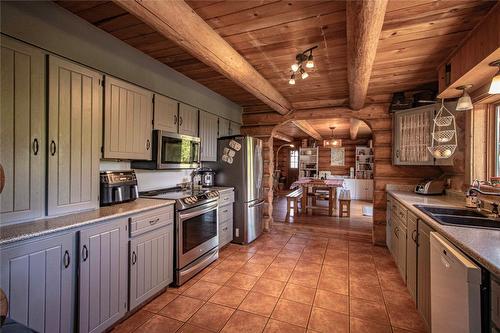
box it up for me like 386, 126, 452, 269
131, 130, 200, 169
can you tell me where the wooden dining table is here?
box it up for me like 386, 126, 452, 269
291, 178, 344, 216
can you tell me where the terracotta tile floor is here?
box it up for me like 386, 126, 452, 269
111, 229, 427, 333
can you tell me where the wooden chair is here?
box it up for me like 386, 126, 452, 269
339, 198, 351, 217
286, 189, 302, 219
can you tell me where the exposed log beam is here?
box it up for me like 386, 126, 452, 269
291, 120, 323, 141
346, 0, 388, 110
115, 0, 292, 115
273, 131, 293, 143
350, 118, 362, 140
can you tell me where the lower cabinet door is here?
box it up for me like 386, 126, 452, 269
129, 224, 173, 310
397, 222, 407, 282
79, 218, 128, 333
0, 232, 75, 333
406, 215, 418, 301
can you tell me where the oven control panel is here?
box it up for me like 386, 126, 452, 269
182, 191, 219, 205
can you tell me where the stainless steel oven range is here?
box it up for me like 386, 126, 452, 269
140, 187, 220, 286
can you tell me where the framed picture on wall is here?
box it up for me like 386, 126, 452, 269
331, 148, 345, 166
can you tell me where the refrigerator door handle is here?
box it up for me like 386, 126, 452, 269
249, 199, 265, 208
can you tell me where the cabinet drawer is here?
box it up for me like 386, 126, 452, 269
219, 191, 234, 206
393, 201, 408, 225
130, 206, 174, 237
218, 204, 233, 223
219, 220, 233, 248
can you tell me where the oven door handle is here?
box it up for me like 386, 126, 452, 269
179, 201, 218, 220
248, 199, 265, 208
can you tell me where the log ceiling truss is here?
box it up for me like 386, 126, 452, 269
55, 0, 496, 115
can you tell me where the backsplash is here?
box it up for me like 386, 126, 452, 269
100, 161, 191, 191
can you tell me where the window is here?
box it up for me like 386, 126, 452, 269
290, 150, 298, 169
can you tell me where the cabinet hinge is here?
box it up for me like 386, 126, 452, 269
124, 302, 127, 310
99, 79, 104, 87
152, 95, 155, 103
101, 146, 104, 154
125, 225, 128, 231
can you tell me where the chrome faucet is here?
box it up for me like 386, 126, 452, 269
466, 184, 500, 218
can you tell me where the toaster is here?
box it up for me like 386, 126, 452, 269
415, 179, 445, 195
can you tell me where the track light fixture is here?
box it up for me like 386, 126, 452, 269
288, 45, 318, 84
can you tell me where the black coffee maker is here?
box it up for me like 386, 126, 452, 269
100, 170, 139, 206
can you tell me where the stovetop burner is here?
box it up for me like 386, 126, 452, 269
140, 187, 219, 210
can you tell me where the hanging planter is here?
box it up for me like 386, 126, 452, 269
427, 100, 457, 159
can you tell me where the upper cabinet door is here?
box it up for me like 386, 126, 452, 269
218, 118, 230, 138
230, 122, 241, 135
178, 103, 198, 137
0, 37, 45, 224
153, 94, 178, 133
393, 106, 435, 166
199, 111, 218, 162
104, 76, 153, 160
48, 56, 101, 216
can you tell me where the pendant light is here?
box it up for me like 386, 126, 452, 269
488, 60, 500, 94
324, 127, 342, 147
455, 85, 473, 111
289, 73, 296, 85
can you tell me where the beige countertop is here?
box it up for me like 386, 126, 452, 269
0, 198, 175, 246
203, 186, 234, 192
388, 190, 500, 276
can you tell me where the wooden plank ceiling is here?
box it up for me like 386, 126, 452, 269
276, 118, 372, 140
56, 0, 495, 114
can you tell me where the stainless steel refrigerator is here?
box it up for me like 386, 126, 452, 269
215, 136, 264, 244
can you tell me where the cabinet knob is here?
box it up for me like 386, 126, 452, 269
174, 115, 178, 125
32, 138, 39, 156
50, 140, 57, 156
149, 217, 160, 225
63, 250, 71, 268
146, 139, 151, 150
179, 116, 183, 126
131, 251, 137, 265
82, 245, 88, 262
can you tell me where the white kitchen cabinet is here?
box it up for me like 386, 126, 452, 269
230, 121, 241, 135
219, 117, 231, 138
153, 94, 178, 133
396, 217, 407, 282
178, 103, 199, 137
129, 224, 173, 310
104, 76, 153, 160
79, 218, 128, 333
0, 36, 45, 224
0, 232, 76, 333
199, 111, 219, 161
218, 189, 235, 248
406, 212, 418, 301
393, 103, 454, 166
48, 56, 101, 216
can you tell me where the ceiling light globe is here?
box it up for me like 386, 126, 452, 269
289, 78, 295, 85
301, 71, 309, 79
291, 63, 299, 72
456, 91, 473, 111
488, 70, 500, 94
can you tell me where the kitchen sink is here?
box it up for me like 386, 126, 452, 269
415, 205, 500, 230
415, 206, 487, 218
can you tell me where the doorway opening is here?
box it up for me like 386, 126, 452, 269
272, 117, 374, 239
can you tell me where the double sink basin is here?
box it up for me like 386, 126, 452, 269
415, 205, 500, 229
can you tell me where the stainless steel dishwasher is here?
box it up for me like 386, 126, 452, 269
430, 232, 482, 333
